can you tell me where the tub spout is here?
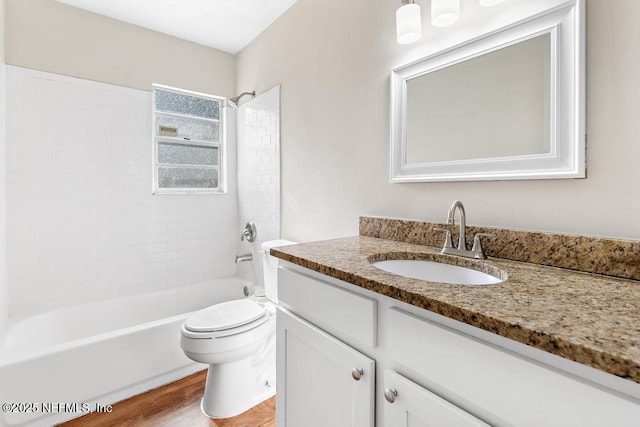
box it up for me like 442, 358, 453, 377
235, 253, 253, 263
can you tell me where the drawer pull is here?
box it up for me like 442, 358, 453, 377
351, 368, 364, 381
384, 388, 398, 403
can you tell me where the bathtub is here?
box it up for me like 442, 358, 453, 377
0, 277, 249, 427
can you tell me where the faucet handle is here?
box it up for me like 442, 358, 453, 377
433, 227, 454, 249
241, 221, 257, 242
471, 233, 496, 259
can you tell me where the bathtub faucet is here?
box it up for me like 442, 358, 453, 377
235, 253, 253, 263
241, 221, 257, 242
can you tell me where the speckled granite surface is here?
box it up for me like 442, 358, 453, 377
360, 216, 640, 281
271, 236, 640, 383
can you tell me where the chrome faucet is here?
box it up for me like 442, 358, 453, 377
434, 200, 495, 259
235, 253, 253, 263
447, 200, 467, 251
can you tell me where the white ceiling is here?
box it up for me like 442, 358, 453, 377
56, 0, 298, 54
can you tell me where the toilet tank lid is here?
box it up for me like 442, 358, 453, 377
261, 240, 297, 252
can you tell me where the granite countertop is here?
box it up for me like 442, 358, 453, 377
271, 236, 640, 383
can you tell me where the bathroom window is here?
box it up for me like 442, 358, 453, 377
152, 84, 226, 194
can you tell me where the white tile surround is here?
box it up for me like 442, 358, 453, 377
236, 86, 281, 287
6, 67, 237, 316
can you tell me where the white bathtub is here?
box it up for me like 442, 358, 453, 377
0, 277, 249, 427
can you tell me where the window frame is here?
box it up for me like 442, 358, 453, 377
152, 84, 227, 195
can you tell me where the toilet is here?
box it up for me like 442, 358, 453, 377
180, 239, 295, 418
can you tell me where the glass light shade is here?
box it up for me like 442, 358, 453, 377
479, 0, 504, 6
431, 0, 460, 27
396, 3, 422, 44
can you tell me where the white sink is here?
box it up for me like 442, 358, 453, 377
372, 259, 503, 285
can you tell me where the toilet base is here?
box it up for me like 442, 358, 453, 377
200, 339, 276, 419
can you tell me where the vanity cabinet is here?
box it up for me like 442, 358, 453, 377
276, 309, 375, 427
387, 307, 640, 426
276, 264, 640, 427
383, 370, 489, 427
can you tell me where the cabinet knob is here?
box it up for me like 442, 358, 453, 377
384, 388, 398, 403
351, 368, 364, 381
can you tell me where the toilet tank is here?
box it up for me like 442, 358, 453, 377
262, 240, 296, 303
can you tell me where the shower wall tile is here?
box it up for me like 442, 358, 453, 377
236, 86, 281, 286
6, 67, 237, 316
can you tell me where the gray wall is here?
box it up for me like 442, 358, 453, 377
236, 0, 640, 241
0, 0, 8, 329
5, 0, 235, 95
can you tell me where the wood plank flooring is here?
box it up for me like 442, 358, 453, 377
58, 370, 276, 427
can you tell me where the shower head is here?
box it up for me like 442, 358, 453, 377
229, 91, 256, 107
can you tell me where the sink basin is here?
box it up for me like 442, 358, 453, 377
372, 259, 504, 285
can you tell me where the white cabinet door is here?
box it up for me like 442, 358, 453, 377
384, 371, 489, 427
276, 308, 375, 427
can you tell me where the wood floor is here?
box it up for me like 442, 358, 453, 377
58, 370, 276, 427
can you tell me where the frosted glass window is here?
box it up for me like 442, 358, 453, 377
156, 114, 219, 142
155, 90, 219, 119
153, 84, 225, 194
158, 167, 218, 189
158, 143, 218, 166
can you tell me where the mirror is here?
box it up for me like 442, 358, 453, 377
390, 1, 584, 182
406, 34, 551, 164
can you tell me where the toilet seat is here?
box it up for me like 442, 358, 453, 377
183, 299, 271, 339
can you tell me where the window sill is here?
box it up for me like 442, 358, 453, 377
152, 189, 227, 195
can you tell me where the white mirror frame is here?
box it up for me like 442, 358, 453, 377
390, 0, 585, 183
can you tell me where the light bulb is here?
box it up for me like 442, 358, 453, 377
396, 1, 422, 44
479, 0, 504, 6
431, 0, 460, 27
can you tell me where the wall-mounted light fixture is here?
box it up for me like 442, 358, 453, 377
397, 0, 507, 44
431, 0, 460, 27
479, 0, 505, 6
396, 0, 422, 44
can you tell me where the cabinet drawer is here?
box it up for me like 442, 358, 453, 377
278, 267, 377, 348
388, 307, 640, 426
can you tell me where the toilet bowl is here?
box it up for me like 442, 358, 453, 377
180, 239, 295, 419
